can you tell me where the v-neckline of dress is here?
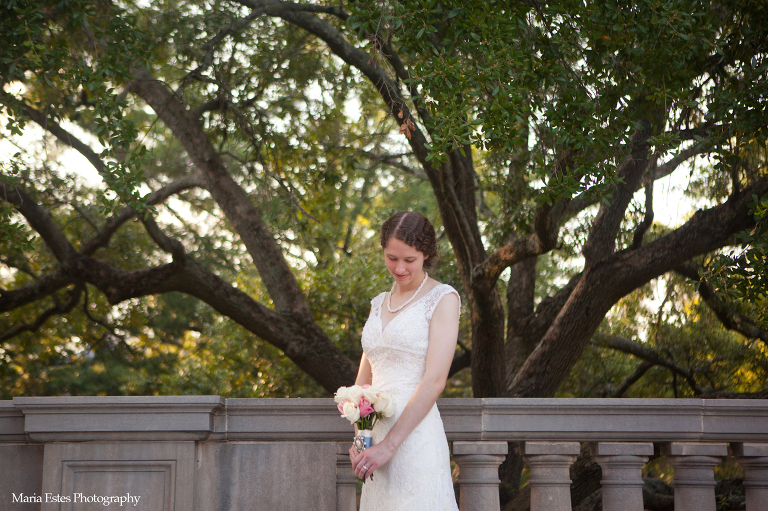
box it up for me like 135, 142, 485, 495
378, 284, 441, 333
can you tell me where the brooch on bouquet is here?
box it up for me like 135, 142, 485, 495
334, 384, 396, 479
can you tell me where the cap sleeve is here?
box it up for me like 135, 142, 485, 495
369, 292, 386, 319
425, 284, 461, 323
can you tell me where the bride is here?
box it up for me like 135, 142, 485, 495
349, 211, 461, 510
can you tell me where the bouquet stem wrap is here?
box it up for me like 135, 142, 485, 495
354, 429, 373, 452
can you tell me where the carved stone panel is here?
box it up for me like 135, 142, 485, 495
40, 442, 195, 511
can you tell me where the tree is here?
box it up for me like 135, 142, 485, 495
2, 0, 768, 419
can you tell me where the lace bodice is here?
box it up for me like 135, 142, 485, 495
358, 283, 460, 511
361, 283, 460, 408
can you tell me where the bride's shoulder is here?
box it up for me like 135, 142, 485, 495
425, 281, 460, 305
427, 280, 458, 295
423, 282, 460, 321
370, 291, 387, 307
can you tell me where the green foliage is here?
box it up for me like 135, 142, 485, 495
350, 0, 767, 205
0, 287, 182, 399
0, 172, 193, 397
559, 273, 768, 398
0, 0, 152, 213
1, 0, 766, 401
702, 193, 768, 327
0, 159, 34, 251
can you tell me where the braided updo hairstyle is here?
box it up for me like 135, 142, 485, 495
380, 212, 439, 270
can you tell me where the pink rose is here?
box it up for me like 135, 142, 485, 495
359, 397, 374, 417
337, 402, 345, 414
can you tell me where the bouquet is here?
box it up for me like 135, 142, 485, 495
334, 384, 396, 451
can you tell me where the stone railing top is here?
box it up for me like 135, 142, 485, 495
471, 398, 768, 441
0, 401, 25, 442
2, 397, 767, 443
10, 395, 225, 442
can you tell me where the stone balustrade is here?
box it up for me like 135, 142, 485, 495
1, 397, 767, 511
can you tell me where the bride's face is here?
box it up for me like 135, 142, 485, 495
383, 237, 427, 286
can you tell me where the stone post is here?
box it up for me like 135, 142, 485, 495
661, 442, 727, 511
336, 442, 357, 511
589, 442, 653, 511
523, 441, 580, 511
732, 443, 768, 511
453, 441, 508, 511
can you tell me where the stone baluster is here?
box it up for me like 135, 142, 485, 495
661, 442, 727, 511
732, 443, 768, 511
336, 442, 357, 511
452, 441, 508, 511
589, 442, 653, 511
523, 441, 580, 511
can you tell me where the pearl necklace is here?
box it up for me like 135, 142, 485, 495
387, 272, 428, 313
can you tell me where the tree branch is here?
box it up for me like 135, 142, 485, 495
613, 178, 768, 291
631, 167, 655, 249
70, 201, 100, 235
674, 262, 768, 345
473, 235, 548, 284
245, 1, 441, 187
593, 333, 701, 395
505, 272, 582, 392
181, 1, 348, 94
4, 96, 204, 262
9, 95, 108, 178
651, 144, 705, 182
0, 180, 78, 263
476, 153, 574, 292
609, 360, 654, 398
80, 285, 131, 350
448, 342, 472, 377
507, 178, 768, 398
0, 256, 38, 280
0, 283, 84, 343
672, 123, 730, 143
3, 224, 356, 392
81, 174, 202, 256
140, 214, 186, 261
192, 98, 224, 118
0, 270, 73, 312
128, 67, 310, 316
565, 141, 708, 219
582, 116, 655, 263
360, 150, 427, 180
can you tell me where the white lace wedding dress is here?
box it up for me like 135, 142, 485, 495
359, 283, 460, 511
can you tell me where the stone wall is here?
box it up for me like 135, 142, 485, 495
1, 397, 767, 511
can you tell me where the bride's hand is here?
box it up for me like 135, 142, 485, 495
351, 441, 395, 481
348, 444, 359, 466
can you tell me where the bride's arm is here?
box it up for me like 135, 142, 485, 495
354, 353, 373, 386
351, 292, 460, 479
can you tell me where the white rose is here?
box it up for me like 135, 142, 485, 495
362, 385, 380, 406
334, 386, 350, 404
341, 401, 360, 423
383, 400, 396, 417
347, 385, 365, 405
374, 391, 396, 417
